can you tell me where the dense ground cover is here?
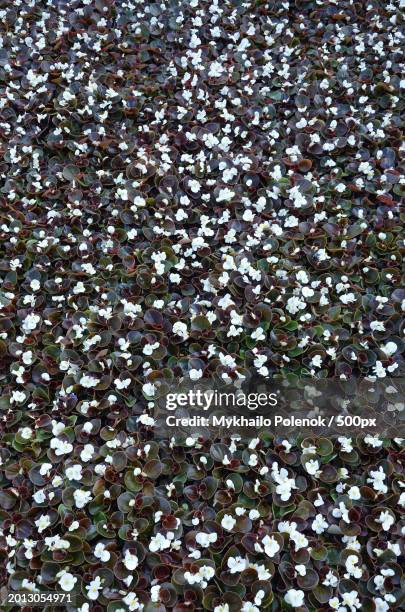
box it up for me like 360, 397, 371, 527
0, 0, 404, 610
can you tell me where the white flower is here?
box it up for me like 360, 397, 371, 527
338, 437, 353, 453
217, 188, 235, 202
184, 570, 204, 585
11, 390, 26, 404
81, 263, 96, 275
188, 179, 201, 193
370, 321, 385, 332
151, 585, 161, 602
376, 510, 394, 531
50, 438, 73, 456
123, 549, 139, 570
195, 532, 218, 547
358, 161, 373, 175
373, 361, 386, 378
285, 215, 299, 228
52, 420, 65, 436
218, 294, 234, 309
199, 565, 215, 580
302, 444, 317, 456
290, 531, 308, 551
149, 533, 171, 552
323, 570, 338, 587
374, 598, 390, 612
213, 606, 229, 612
73, 282, 86, 294
284, 588, 305, 607
30, 278, 41, 291
115, 377, 131, 390
94, 542, 110, 562
296, 270, 309, 284
80, 444, 94, 462
58, 572, 77, 592
22, 350, 33, 365
138, 414, 155, 427
272, 466, 297, 501
23, 539, 37, 560
241, 604, 259, 612
221, 514, 236, 531
33, 490, 46, 504
248, 454, 258, 466
301, 286, 314, 298
365, 435, 383, 448
243, 209, 254, 222
251, 327, 265, 341
80, 375, 99, 388
315, 248, 330, 261
262, 535, 280, 558
348, 486, 361, 500
73, 489, 92, 509
249, 563, 270, 581
289, 185, 307, 208
208, 61, 225, 77
39, 463, 52, 477
341, 590, 361, 610
189, 368, 203, 381
66, 464, 82, 481
340, 292, 356, 305
286, 296, 306, 315
345, 555, 362, 579
35, 514, 51, 533
332, 501, 350, 523
142, 383, 156, 397
172, 321, 188, 339
314, 493, 324, 507
305, 459, 320, 476
22, 313, 40, 333
368, 466, 387, 494
311, 354, 323, 368
69, 521, 80, 532
86, 576, 102, 601
123, 592, 143, 610
312, 514, 328, 534
218, 352, 236, 368
21, 578, 39, 592
278, 522, 299, 537
20, 427, 33, 440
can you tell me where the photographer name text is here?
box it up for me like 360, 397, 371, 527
165, 414, 377, 429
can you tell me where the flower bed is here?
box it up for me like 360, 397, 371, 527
0, 0, 404, 610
